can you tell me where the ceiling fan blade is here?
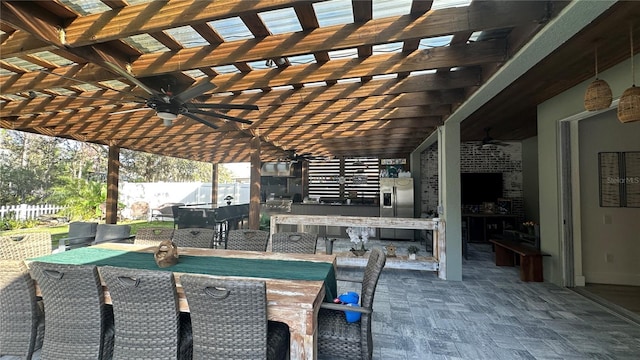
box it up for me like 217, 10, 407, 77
102, 61, 161, 97
110, 107, 149, 115
189, 103, 259, 111
174, 81, 216, 104
189, 109, 253, 125
182, 112, 219, 129
38, 69, 148, 101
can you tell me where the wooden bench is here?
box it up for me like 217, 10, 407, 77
489, 239, 550, 282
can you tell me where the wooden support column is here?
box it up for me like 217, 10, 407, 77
105, 145, 120, 224
249, 137, 261, 229
211, 163, 218, 205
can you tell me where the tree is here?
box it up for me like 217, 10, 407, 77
0, 130, 67, 204
47, 177, 106, 220
217, 164, 235, 184
119, 149, 212, 182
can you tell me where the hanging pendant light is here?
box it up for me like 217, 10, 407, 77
584, 46, 612, 111
618, 24, 640, 123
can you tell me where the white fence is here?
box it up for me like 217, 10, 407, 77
0, 204, 66, 221
0, 182, 250, 221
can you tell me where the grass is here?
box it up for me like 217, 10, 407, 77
1, 220, 174, 247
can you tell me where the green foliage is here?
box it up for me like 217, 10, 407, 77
259, 212, 271, 231
0, 165, 46, 204
0, 215, 39, 231
217, 164, 236, 184
47, 177, 106, 220
119, 149, 212, 182
407, 245, 420, 254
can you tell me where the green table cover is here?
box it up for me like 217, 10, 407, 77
31, 247, 337, 301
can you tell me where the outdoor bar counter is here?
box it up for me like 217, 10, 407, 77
287, 203, 379, 237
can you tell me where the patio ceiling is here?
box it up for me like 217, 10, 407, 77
0, 0, 634, 163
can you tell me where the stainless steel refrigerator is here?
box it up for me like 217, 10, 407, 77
380, 178, 414, 240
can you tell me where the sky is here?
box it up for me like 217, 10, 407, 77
222, 162, 250, 178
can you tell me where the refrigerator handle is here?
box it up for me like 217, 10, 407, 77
393, 186, 397, 217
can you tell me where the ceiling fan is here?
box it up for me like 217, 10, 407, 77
283, 149, 329, 162
39, 69, 257, 130
107, 76, 258, 129
481, 127, 509, 148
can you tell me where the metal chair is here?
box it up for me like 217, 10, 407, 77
226, 229, 269, 251
99, 266, 192, 360
271, 232, 318, 254
317, 247, 387, 360
57, 221, 98, 252
180, 275, 289, 360
29, 262, 114, 360
134, 227, 175, 246
171, 228, 215, 248
93, 224, 134, 245
0, 232, 51, 260
0, 259, 44, 360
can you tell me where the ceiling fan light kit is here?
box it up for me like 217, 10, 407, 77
618, 24, 640, 123
584, 47, 612, 111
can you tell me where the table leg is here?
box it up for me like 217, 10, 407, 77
520, 255, 544, 282
494, 246, 515, 266
290, 329, 317, 360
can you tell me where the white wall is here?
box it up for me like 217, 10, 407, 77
579, 112, 640, 285
538, 54, 640, 286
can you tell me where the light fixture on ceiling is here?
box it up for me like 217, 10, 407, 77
265, 58, 286, 68
584, 46, 612, 111
157, 111, 177, 126
618, 23, 640, 123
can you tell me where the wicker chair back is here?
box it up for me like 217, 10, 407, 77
134, 227, 175, 245
0, 259, 44, 359
226, 230, 269, 251
0, 232, 51, 260
29, 262, 114, 360
99, 266, 191, 360
181, 275, 289, 360
171, 228, 215, 248
271, 232, 318, 254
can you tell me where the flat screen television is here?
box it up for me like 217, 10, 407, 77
461, 172, 503, 205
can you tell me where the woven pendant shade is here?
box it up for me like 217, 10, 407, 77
585, 79, 613, 111
584, 46, 612, 111
617, 85, 640, 123
618, 24, 640, 123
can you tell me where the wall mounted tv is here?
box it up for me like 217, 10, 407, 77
461, 172, 503, 205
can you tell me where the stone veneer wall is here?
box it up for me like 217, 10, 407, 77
420, 141, 524, 220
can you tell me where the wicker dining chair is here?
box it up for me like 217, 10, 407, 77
171, 228, 215, 248
226, 229, 269, 251
134, 227, 175, 246
99, 266, 192, 360
29, 262, 114, 360
180, 275, 289, 360
271, 232, 318, 254
317, 247, 387, 360
0, 259, 44, 360
0, 232, 51, 260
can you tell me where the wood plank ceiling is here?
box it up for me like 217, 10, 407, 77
1, 0, 572, 163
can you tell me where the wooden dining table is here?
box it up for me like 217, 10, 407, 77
29, 242, 337, 360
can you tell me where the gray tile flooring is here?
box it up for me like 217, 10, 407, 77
5, 240, 640, 360
341, 242, 640, 359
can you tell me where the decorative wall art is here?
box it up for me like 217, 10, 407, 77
598, 151, 640, 207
